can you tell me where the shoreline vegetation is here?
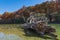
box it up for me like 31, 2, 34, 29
0, 24, 59, 40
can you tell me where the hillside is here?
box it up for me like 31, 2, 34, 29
0, 1, 60, 24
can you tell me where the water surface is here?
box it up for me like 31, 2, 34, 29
0, 32, 22, 40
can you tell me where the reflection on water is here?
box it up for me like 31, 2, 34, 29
0, 32, 22, 40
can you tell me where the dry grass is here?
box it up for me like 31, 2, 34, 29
0, 24, 59, 40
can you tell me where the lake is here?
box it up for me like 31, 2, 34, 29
0, 32, 22, 40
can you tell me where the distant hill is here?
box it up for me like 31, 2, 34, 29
0, 1, 60, 24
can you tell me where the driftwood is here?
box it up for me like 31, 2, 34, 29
23, 22, 57, 39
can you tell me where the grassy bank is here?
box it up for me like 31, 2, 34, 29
0, 24, 60, 40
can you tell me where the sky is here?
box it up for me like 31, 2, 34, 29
0, 0, 47, 14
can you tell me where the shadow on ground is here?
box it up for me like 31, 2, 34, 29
23, 33, 58, 40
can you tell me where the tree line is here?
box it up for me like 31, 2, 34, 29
0, 1, 60, 24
